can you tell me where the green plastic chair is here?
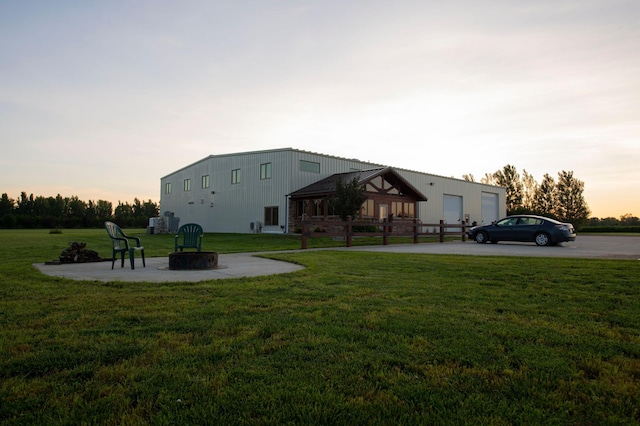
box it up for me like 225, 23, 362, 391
174, 223, 204, 252
104, 221, 146, 270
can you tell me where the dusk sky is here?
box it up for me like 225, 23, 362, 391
1, 1, 638, 218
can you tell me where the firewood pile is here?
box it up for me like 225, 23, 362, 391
59, 242, 102, 263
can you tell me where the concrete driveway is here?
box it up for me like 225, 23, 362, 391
344, 235, 640, 260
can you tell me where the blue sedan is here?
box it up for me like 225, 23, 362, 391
468, 215, 576, 246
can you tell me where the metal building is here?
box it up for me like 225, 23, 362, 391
159, 148, 506, 233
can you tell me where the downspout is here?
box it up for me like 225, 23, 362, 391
284, 194, 290, 234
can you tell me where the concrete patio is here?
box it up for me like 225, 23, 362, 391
34, 252, 305, 283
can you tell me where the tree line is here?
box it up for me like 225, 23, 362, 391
463, 166, 591, 226
0, 192, 159, 229
585, 214, 640, 232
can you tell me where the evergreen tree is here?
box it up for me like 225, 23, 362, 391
95, 200, 113, 223
330, 176, 367, 221
555, 170, 590, 225
533, 173, 556, 216
0, 193, 16, 228
17, 192, 35, 216
49, 195, 66, 225
494, 165, 523, 214
520, 169, 538, 212
140, 199, 160, 220
0, 193, 15, 216
66, 196, 87, 227
114, 201, 134, 226
480, 173, 496, 185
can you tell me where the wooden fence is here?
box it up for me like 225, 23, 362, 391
300, 216, 470, 249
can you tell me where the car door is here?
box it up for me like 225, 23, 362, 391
490, 217, 518, 241
511, 217, 536, 242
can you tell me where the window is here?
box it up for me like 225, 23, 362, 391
201, 175, 210, 189
360, 199, 374, 217
518, 217, 542, 225
183, 179, 191, 191
165, 183, 172, 194
406, 203, 415, 218
264, 206, 278, 226
391, 202, 415, 218
300, 160, 320, 173
260, 163, 272, 180
392, 202, 402, 217
297, 200, 327, 217
231, 168, 241, 184
498, 217, 518, 226
311, 199, 323, 216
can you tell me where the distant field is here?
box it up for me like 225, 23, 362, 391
1, 229, 639, 424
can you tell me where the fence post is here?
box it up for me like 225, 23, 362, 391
413, 219, 419, 244
301, 220, 308, 249
462, 220, 467, 242
383, 220, 389, 245
346, 215, 352, 247
439, 219, 445, 243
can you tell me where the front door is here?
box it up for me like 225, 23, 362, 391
379, 204, 388, 222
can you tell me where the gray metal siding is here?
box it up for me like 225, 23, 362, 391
160, 148, 506, 233
395, 170, 506, 225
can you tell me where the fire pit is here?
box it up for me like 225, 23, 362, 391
168, 251, 219, 270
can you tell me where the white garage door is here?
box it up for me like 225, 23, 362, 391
443, 195, 463, 231
481, 192, 499, 225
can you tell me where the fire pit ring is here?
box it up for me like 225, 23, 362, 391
169, 251, 219, 270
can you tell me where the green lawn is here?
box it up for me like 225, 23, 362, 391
1, 229, 639, 424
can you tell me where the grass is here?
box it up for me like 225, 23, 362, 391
1, 229, 639, 424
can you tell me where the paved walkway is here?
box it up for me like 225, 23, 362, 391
34, 235, 639, 283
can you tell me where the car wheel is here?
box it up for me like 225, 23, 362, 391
475, 231, 488, 244
535, 233, 550, 246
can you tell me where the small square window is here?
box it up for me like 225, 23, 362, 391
232, 168, 241, 184
201, 175, 210, 189
165, 183, 172, 194
184, 179, 191, 192
260, 163, 272, 180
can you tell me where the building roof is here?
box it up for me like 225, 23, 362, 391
289, 167, 428, 201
